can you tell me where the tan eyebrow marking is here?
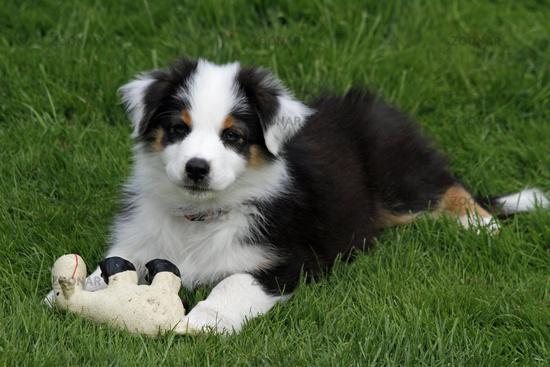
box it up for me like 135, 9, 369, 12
223, 115, 235, 130
181, 110, 192, 127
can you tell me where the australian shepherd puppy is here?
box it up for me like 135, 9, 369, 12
47, 56, 548, 334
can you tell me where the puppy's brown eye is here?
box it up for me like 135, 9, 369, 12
223, 129, 241, 142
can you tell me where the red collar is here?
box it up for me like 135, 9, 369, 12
184, 209, 227, 221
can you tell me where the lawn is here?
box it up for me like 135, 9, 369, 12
1, 0, 550, 365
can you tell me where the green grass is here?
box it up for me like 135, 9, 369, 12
1, 0, 550, 365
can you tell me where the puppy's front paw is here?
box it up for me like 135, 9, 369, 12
181, 301, 238, 334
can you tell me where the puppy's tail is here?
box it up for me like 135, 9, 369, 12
477, 188, 549, 219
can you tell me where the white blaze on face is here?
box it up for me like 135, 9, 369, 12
163, 60, 248, 192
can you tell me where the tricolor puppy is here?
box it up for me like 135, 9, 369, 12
47, 56, 549, 334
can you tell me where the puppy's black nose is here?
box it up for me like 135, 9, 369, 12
185, 158, 210, 182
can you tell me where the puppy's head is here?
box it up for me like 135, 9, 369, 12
119, 57, 312, 198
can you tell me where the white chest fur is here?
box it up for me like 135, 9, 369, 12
107, 150, 289, 290
108, 195, 272, 290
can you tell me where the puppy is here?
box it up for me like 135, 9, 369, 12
46, 56, 548, 334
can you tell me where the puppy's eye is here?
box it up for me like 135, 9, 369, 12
171, 123, 188, 135
223, 129, 241, 142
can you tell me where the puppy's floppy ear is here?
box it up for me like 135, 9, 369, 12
118, 57, 199, 138
237, 67, 314, 156
119, 75, 161, 138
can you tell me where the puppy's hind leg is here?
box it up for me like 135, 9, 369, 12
438, 184, 500, 233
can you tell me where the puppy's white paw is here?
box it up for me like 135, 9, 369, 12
179, 273, 286, 335
459, 214, 500, 234
181, 301, 239, 334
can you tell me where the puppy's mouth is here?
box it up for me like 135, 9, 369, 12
182, 183, 213, 196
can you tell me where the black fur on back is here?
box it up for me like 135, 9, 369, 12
251, 89, 458, 295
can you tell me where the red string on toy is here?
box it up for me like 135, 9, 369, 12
71, 254, 78, 280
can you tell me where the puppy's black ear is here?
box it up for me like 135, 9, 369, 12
118, 57, 198, 138
236, 67, 314, 156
